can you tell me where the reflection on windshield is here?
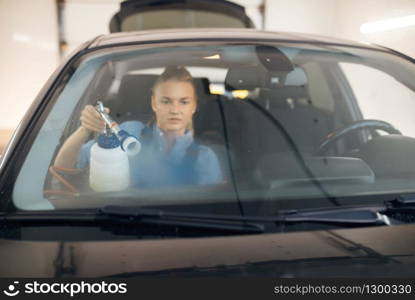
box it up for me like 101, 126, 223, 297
11, 43, 415, 215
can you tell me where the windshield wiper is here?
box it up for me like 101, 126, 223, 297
277, 207, 390, 225
0, 205, 392, 234
0, 208, 264, 234
279, 194, 415, 225
384, 194, 415, 213
99, 206, 265, 233
100, 205, 389, 227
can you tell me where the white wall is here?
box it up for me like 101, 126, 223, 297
265, 0, 415, 57
63, 0, 120, 55
265, 0, 337, 37
0, 0, 59, 130
335, 0, 415, 57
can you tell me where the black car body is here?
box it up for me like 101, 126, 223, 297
1, 29, 415, 277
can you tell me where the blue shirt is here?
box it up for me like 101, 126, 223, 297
77, 121, 223, 187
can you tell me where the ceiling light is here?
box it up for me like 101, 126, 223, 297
360, 14, 415, 34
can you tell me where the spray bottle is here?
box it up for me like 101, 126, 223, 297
89, 102, 141, 192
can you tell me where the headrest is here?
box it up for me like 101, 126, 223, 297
194, 77, 210, 96
116, 74, 157, 122
225, 65, 304, 91
260, 68, 309, 103
225, 65, 267, 91
284, 67, 307, 86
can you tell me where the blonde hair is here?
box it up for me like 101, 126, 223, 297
152, 66, 197, 131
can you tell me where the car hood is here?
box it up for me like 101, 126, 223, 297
1, 223, 414, 277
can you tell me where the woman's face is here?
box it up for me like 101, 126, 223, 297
151, 80, 197, 135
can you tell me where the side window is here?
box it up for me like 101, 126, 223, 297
340, 63, 415, 138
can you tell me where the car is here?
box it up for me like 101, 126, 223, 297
109, 0, 255, 32
1, 28, 415, 278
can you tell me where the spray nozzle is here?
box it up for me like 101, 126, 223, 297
95, 101, 141, 156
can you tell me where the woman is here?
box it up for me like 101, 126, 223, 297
54, 66, 223, 187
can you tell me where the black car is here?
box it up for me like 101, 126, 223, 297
1, 28, 415, 277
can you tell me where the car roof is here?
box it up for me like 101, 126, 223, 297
88, 28, 385, 51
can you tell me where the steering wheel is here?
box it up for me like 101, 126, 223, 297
316, 119, 401, 156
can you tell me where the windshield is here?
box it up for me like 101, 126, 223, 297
12, 42, 415, 215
